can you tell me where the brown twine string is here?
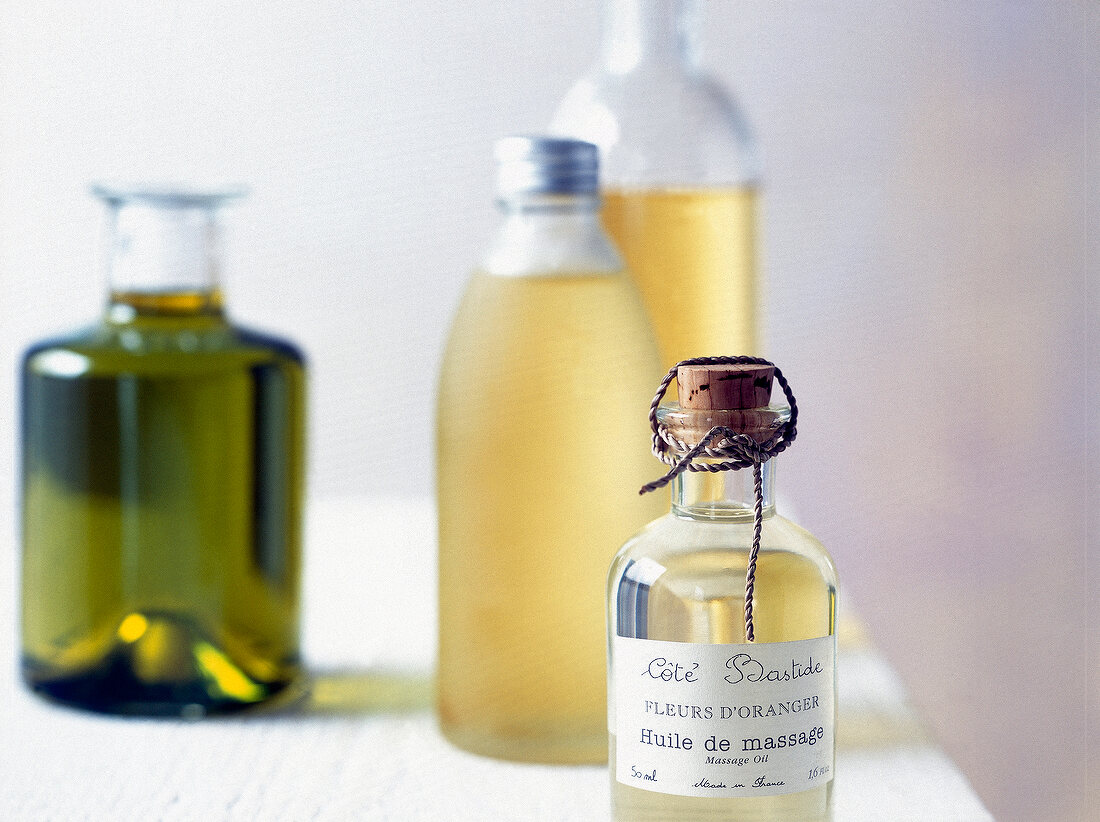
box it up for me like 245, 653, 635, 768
639, 356, 799, 642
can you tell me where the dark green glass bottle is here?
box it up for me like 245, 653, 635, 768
21, 186, 305, 716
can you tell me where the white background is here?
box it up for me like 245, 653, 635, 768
0, 3, 1094, 821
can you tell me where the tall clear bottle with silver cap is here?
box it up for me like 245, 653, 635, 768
550, 0, 760, 370
437, 137, 664, 763
21, 185, 306, 715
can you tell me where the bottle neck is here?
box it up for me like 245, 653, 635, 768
103, 201, 225, 319
671, 459, 776, 521
484, 192, 622, 277
601, 0, 697, 74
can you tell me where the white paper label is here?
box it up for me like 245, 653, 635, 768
612, 635, 835, 798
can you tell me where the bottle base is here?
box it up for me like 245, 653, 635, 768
611, 780, 832, 822
23, 612, 300, 718
25, 671, 297, 718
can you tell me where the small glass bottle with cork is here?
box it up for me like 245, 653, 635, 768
608, 357, 836, 820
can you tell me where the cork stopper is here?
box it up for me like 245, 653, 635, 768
676, 364, 774, 410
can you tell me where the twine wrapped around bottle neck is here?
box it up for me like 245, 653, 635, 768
639, 356, 799, 642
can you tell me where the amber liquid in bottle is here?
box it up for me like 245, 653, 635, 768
601, 187, 759, 366
437, 270, 664, 762
22, 290, 305, 715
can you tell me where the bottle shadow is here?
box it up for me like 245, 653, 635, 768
260, 667, 434, 718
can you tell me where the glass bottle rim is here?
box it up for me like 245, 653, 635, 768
656, 401, 791, 450
90, 182, 248, 209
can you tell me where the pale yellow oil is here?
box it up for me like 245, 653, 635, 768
608, 510, 836, 820
437, 270, 665, 763
601, 187, 759, 369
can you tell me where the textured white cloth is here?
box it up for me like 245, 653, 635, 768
0, 498, 991, 821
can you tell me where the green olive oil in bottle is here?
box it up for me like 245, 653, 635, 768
21, 185, 306, 716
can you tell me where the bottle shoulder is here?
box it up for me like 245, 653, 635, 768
610, 510, 837, 590
232, 324, 307, 366
482, 210, 623, 278
550, 69, 760, 186
23, 325, 101, 361
23, 316, 306, 376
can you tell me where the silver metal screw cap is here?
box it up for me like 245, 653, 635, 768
494, 136, 599, 197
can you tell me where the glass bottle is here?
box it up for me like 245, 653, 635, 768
607, 362, 836, 820
437, 137, 665, 763
550, 0, 761, 369
21, 185, 306, 716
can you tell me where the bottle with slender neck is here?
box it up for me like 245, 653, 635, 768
608, 362, 836, 820
437, 137, 664, 763
551, 0, 760, 369
21, 185, 306, 716
601, 0, 687, 77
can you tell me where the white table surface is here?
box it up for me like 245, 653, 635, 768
0, 497, 993, 821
